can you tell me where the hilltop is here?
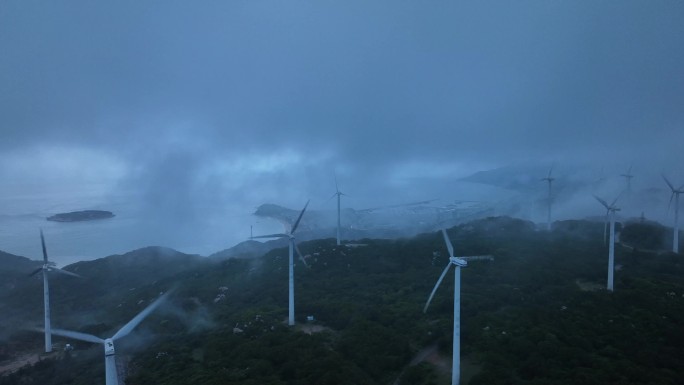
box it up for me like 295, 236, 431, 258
0, 251, 41, 293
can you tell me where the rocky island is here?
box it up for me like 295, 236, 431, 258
47, 210, 115, 222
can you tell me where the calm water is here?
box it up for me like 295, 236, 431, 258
0, 180, 513, 267
0, 187, 277, 266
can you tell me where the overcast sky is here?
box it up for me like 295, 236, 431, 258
1, 0, 683, 225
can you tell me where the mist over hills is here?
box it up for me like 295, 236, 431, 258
2, 0, 683, 382
0, 216, 683, 384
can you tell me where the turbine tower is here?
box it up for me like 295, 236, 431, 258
251, 200, 309, 325
48, 291, 172, 385
423, 229, 468, 385
541, 166, 555, 231
594, 195, 620, 291
620, 165, 634, 193
331, 175, 346, 246
28, 229, 81, 353
663, 175, 683, 253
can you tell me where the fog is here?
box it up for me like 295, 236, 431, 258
1, 1, 682, 263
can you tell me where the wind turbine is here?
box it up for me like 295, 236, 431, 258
663, 175, 684, 253
47, 290, 173, 385
331, 175, 347, 246
28, 229, 81, 353
593, 167, 607, 190
541, 166, 555, 231
423, 228, 468, 385
251, 200, 309, 325
620, 165, 634, 193
594, 195, 620, 291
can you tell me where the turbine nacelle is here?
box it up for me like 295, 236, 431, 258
449, 256, 467, 267
250, 200, 310, 267
594, 194, 620, 212
104, 338, 115, 356
663, 175, 684, 194
621, 165, 634, 179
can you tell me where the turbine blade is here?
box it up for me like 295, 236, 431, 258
547, 165, 553, 179
40, 229, 48, 263
663, 175, 675, 191
28, 267, 43, 277
294, 242, 309, 268
251, 233, 289, 239
290, 200, 310, 235
441, 229, 455, 259
113, 290, 174, 340
423, 262, 452, 313
610, 192, 622, 207
603, 212, 609, 245
51, 328, 104, 344
593, 195, 609, 209
668, 192, 675, 213
335, 173, 339, 193
51, 268, 82, 278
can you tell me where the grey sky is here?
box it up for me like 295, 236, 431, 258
1, 1, 683, 241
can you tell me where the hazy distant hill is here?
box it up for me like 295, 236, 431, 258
0, 251, 40, 273
65, 246, 206, 290
0, 251, 41, 292
460, 165, 553, 191
209, 239, 279, 260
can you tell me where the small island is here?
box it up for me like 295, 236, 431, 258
47, 210, 115, 222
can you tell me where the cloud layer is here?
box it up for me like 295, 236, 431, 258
1, 1, 683, 258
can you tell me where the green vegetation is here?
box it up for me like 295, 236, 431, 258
621, 220, 669, 251
1, 217, 683, 384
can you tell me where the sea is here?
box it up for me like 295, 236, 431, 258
0, 186, 280, 267
0, 180, 518, 267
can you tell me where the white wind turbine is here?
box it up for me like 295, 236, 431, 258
663, 175, 684, 253
28, 229, 81, 353
47, 290, 173, 385
330, 175, 347, 246
541, 166, 555, 231
423, 229, 468, 385
251, 200, 309, 326
594, 195, 620, 291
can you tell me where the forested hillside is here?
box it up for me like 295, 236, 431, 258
1, 217, 683, 385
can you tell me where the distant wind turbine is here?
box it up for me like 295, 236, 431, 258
594, 195, 621, 291
663, 175, 683, 253
593, 167, 607, 190
620, 165, 634, 193
541, 166, 555, 231
251, 200, 309, 325
28, 229, 81, 353
424, 229, 468, 385
46, 290, 173, 385
331, 175, 347, 246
